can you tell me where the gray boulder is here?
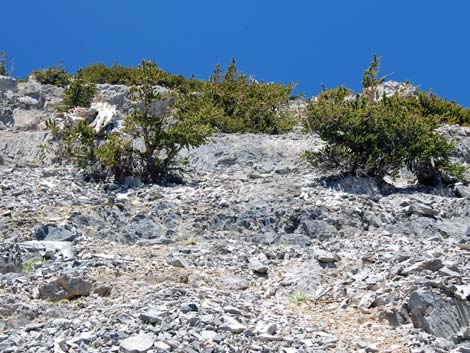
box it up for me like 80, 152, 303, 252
0, 75, 17, 93
17, 80, 64, 112
438, 125, 470, 165
0, 131, 53, 166
95, 84, 129, 111
33, 223, 77, 242
38, 275, 92, 301
407, 289, 470, 339
12, 109, 45, 131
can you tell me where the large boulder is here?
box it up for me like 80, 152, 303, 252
407, 289, 470, 339
38, 275, 92, 301
0, 131, 53, 166
438, 125, 470, 165
17, 80, 64, 112
373, 80, 419, 99
33, 223, 77, 242
12, 109, 45, 131
95, 84, 129, 111
88, 102, 120, 133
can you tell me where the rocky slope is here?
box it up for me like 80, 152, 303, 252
1, 76, 470, 353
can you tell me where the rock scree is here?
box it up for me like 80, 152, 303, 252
1, 78, 470, 352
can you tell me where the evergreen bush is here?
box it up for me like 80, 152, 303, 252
50, 60, 213, 183
31, 66, 71, 87
79, 62, 186, 89
202, 58, 297, 134
305, 56, 466, 185
61, 75, 96, 110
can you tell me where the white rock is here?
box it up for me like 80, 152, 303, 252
119, 333, 154, 353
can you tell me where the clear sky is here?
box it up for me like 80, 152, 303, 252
2, 1, 469, 105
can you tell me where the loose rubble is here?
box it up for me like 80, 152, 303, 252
1, 76, 470, 352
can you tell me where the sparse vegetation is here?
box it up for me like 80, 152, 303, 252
22, 257, 46, 273
288, 291, 311, 305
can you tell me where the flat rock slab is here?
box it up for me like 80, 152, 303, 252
17, 240, 74, 260
119, 333, 154, 353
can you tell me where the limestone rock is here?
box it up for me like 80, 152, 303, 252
0, 75, 17, 93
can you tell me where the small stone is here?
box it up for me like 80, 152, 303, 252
313, 248, 340, 263
223, 306, 243, 315
455, 285, 470, 300
282, 348, 298, 353
139, 310, 163, 325
181, 302, 199, 313
413, 204, 439, 217
218, 316, 246, 334
153, 341, 171, 350
166, 255, 191, 268
255, 322, 277, 335
366, 344, 380, 353
199, 330, 221, 343
94, 285, 112, 297
248, 258, 268, 274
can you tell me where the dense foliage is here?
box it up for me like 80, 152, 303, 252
202, 58, 297, 134
305, 56, 466, 185
31, 66, 71, 87
400, 92, 470, 126
79, 62, 186, 89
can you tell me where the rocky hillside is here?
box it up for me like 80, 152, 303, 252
2, 76, 470, 353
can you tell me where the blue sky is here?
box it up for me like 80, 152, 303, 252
2, 1, 469, 105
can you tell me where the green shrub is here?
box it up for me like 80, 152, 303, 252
31, 66, 71, 87
61, 76, 96, 111
201, 58, 297, 134
79, 62, 186, 89
305, 57, 466, 186
400, 91, 470, 126
50, 60, 213, 183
